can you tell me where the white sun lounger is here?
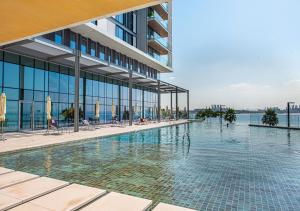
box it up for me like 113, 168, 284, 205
80, 192, 152, 211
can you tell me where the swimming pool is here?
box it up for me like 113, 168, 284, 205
0, 122, 300, 210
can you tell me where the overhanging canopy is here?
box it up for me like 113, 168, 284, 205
0, 0, 165, 46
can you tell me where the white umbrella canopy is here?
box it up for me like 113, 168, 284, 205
111, 100, 115, 118
46, 96, 51, 120
0, 93, 6, 122
95, 101, 100, 119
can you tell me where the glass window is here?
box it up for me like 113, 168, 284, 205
35, 60, 45, 70
113, 84, 118, 99
4, 52, 19, 64
24, 66, 34, 90
49, 71, 59, 92
59, 93, 68, 103
116, 26, 124, 40
69, 75, 75, 94
4, 88, 19, 100
69, 94, 74, 104
0, 61, 3, 88
44, 71, 49, 92
23, 89, 33, 101
49, 92, 59, 102
5, 101, 19, 131
91, 20, 98, 25
21, 56, 34, 67
93, 76, 99, 96
34, 68, 45, 91
81, 37, 87, 54
86, 79, 93, 96
106, 82, 113, 98
79, 78, 84, 96
99, 81, 105, 97
99, 46, 105, 61
116, 14, 124, 24
4, 62, 19, 88
90, 41, 96, 57
60, 73, 68, 93
54, 31, 63, 45
34, 91, 44, 101
34, 102, 45, 129
70, 32, 76, 49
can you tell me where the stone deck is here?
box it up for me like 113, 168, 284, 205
0, 120, 188, 154
0, 167, 195, 211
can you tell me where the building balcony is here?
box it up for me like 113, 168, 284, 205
148, 52, 169, 66
147, 31, 169, 55
147, 10, 168, 37
152, 3, 168, 20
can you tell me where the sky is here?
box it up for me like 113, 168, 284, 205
161, 0, 300, 110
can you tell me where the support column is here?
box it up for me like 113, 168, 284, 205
74, 34, 80, 132
118, 84, 121, 122
187, 90, 190, 119
176, 87, 178, 120
142, 89, 145, 119
129, 69, 133, 126
287, 102, 291, 128
157, 80, 161, 122
170, 91, 173, 119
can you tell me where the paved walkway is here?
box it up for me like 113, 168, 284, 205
0, 120, 188, 154
0, 167, 195, 211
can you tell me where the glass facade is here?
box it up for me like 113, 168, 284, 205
43, 30, 158, 80
115, 12, 136, 46
0, 51, 158, 131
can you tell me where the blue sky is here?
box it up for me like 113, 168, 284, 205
161, 0, 300, 109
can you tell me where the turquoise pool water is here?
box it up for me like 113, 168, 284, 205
1, 122, 300, 210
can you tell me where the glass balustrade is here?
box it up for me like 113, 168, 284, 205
148, 9, 168, 30
147, 31, 168, 49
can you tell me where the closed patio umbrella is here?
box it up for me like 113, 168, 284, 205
166, 106, 169, 119
0, 93, 6, 122
0, 93, 6, 141
134, 103, 138, 119
111, 100, 115, 119
95, 101, 100, 120
46, 96, 51, 131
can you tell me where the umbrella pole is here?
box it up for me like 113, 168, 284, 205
1, 121, 3, 141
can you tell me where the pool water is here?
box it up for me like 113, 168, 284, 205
1, 122, 300, 210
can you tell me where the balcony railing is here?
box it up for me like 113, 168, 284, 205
147, 31, 168, 49
161, 3, 168, 11
148, 51, 169, 66
148, 10, 168, 30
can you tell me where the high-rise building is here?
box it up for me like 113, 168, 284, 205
0, 1, 188, 131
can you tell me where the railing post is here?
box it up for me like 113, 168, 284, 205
176, 87, 178, 120
170, 91, 173, 119
187, 90, 189, 119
